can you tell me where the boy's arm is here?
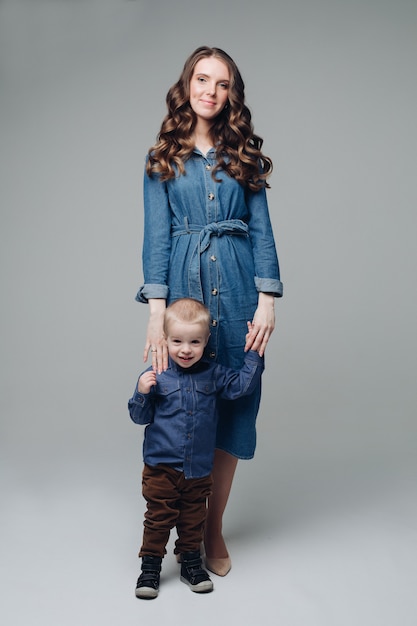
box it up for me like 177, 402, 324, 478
128, 370, 156, 424
216, 350, 264, 400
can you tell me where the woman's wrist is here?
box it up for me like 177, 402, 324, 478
148, 298, 167, 316
258, 292, 275, 307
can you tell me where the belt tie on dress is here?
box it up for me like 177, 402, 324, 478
171, 219, 249, 301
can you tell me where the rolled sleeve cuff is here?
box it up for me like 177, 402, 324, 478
135, 283, 169, 303
254, 277, 283, 298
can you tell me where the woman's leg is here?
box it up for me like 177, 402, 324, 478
204, 449, 238, 560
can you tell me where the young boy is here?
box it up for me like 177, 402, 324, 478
128, 298, 264, 599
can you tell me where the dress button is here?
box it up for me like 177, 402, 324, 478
205, 164, 211, 170
210, 255, 217, 261
211, 288, 218, 295
208, 192, 215, 200
211, 319, 218, 327
209, 351, 216, 359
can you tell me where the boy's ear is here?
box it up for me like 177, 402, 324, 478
205, 333, 211, 346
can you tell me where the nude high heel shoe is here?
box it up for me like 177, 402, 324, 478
204, 556, 232, 577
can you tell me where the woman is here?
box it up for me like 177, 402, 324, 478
136, 46, 283, 576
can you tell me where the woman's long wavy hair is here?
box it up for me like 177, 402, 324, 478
146, 46, 272, 191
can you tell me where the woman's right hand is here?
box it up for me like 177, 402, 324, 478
143, 299, 168, 374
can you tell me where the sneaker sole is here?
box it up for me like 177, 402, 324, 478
135, 587, 158, 599
180, 576, 213, 593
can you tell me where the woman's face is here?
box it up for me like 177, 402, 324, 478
189, 56, 230, 123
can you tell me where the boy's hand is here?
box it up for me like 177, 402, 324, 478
245, 321, 255, 347
138, 370, 157, 394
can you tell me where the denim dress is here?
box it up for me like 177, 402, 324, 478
136, 148, 283, 459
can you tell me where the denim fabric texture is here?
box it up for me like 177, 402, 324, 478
136, 148, 282, 458
128, 351, 264, 479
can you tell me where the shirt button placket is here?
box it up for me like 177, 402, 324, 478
204, 157, 219, 361
207, 191, 215, 223
208, 231, 219, 361
184, 374, 194, 476
204, 157, 216, 222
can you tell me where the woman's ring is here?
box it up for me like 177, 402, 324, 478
151, 349, 157, 353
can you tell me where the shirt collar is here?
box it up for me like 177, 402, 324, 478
167, 355, 211, 374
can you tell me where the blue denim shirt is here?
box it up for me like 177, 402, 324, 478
136, 150, 282, 371
128, 350, 264, 479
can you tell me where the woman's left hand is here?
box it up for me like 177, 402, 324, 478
244, 292, 275, 356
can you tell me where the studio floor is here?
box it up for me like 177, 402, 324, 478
2, 435, 416, 626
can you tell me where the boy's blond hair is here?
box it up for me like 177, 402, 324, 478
164, 298, 211, 336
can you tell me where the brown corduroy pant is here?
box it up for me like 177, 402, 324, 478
139, 463, 213, 558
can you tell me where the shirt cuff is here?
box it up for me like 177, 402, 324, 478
136, 283, 169, 303
131, 389, 149, 406
254, 277, 283, 298
244, 350, 265, 367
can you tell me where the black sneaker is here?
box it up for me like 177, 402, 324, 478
180, 550, 213, 593
135, 555, 162, 599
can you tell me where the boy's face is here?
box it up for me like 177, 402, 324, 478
166, 320, 209, 369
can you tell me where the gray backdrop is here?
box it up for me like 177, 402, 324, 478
1, 1, 416, 624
